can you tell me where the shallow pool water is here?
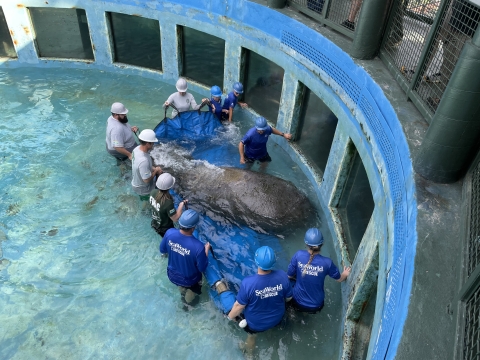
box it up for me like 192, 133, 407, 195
0, 67, 343, 359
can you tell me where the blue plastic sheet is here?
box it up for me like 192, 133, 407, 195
159, 111, 287, 314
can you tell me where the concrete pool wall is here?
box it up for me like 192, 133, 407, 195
0, 0, 417, 358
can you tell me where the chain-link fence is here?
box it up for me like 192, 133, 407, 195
414, 0, 480, 112
287, 0, 363, 35
381, 0, 480, 117
464, 284, 480, 360
382, 0, 441, 84
469, 160, 480, 277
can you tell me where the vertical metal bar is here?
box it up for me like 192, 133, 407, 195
322, 0, 332, 21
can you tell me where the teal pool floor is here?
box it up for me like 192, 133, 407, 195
0, 67, 344, 360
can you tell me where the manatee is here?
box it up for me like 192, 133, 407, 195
151, 143, 316, 232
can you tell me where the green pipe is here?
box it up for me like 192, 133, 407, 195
350, 0, 393, 59
414, 28, 480, 183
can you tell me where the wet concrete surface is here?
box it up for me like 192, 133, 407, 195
251, 1, 465, 358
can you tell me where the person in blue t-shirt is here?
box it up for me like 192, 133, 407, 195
207, 85, 227, 121
227, 246, 292, 356
287, 228, 351, 313
222, 82, 248, 122
239, 117, 292, 164
160, 209, 211, 307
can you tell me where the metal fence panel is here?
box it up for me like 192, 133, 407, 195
464, 284, 480, 360
469, 160, 480, 277
287, 0, 361, 33
382, 0, 441, 85
413, 0, 480, 112
328, 0, 363, 31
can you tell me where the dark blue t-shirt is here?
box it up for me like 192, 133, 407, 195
237, 270, 292, 332
209, 96, 223, 120
160, 229, 208, 287
287, 250, 340, 309
241, 126, 273, 159
222, 91, 238, 111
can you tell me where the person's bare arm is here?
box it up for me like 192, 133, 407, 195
114, 147, 133, 160
142, 167, 162, 184
271, 127, 292, 140
239, 142, 246, 164
227, 301, 246, 320
170, 200, 186, 222
336, 266, 352, 282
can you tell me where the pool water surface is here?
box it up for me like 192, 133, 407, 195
0, 67, 343, 360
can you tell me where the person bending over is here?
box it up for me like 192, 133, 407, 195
131, 129, 162, 202
227, 246, 292, 356
160, 210, 211, 308
287, 228, 351, 313
105, 102, 138, 163
239, 117, 292, 164
149, 173, 188, 237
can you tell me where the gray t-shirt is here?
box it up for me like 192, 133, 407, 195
106, 116, 137, 151
131, 147, 154, 195
164, 92, 200, 117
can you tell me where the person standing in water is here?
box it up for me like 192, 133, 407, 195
164, 78, 205, 118
131, 129, 162, 202
222, 82, 248, 122
160, 209, 211, 308
239, 117, 292, 164
149, 173, 188, 237
105, 102, 138, 162
287, 228, 351, 313
227, 246, 292, 356
207, 85, 228, 121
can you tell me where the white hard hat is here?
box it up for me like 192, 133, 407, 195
111, 102, 128, 114
156, 173, 176, 190
176, 78, 188, 92
138, 129, 158, 143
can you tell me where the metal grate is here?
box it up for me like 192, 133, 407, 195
289, 0, 327, 15
469, 160, 480, 276
414, 0, 480, 113
464, 284, 480, 360
281, 31, 361, 103
328, 0, 363, 31
383, 0, 442, 85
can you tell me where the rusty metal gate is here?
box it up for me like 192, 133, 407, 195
380, 0, 480, 122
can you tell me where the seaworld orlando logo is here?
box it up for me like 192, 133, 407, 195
298, 261, 323, 276
168, 240, 190, 256
255, 284, 283, 299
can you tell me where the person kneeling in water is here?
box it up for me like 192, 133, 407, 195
149, 173, 187, 237
287, 228, 351, 314
160, 210, 211, 308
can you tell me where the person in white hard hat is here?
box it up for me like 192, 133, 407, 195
105, 102, 139, 162
163, 78, 205, 117
149, 173, 188, 237
131, 129, 163, 201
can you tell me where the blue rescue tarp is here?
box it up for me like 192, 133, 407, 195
158, 111, 287, 314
